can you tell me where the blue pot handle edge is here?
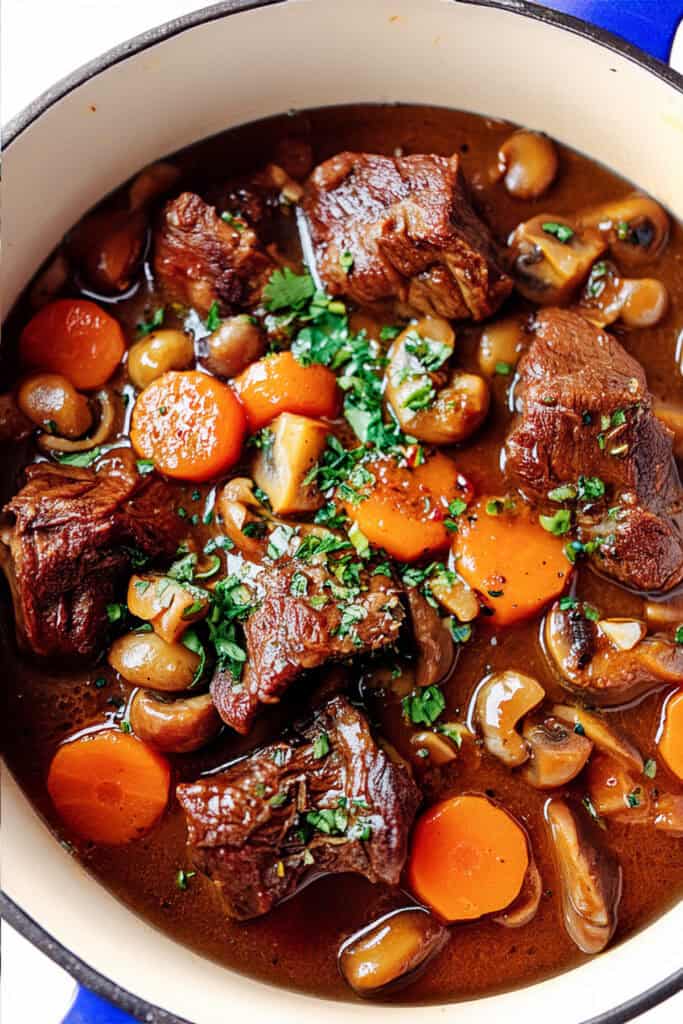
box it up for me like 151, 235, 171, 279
539, 0, 681, 63
58, 1, 679, 1023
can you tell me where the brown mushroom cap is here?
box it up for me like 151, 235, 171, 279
545, 798, 623, 954
338, 907, 448, 997
406, 587, 454, 687
129, 690, 221, 753
496, 130, 558, 200
576, 194, 669, 268
520, 715, 593, 789
472, 670, 545, 766
544, 600, 683, 705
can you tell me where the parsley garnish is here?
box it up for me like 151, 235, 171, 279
263, 267, 316, 311
56, 447, 102, 468
289, 572, 309, 597
402, 685, 446, 727
176, 869, 196, 891
542, 221, 574, 243
312, 732, 330, 759
137, 307, 164, 336
339, 251, 354, 274
539, 509, 572, 535
205, 301, 221, 332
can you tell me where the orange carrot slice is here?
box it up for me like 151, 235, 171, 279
234, 351, 340, 430
453, 498, 571, 625
407, 793, 529, 922
20, 298, 125, 389
130, 370, 247, 481
346, 452, 473, 562
47, 730, 170, 845
658, 688, 683, 781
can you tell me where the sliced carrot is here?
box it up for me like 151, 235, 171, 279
407, 793, 529, 922
130, 370, 247, 481
234, 351, 340, 430
20, 298, 125, 389
658, 688, 683, 781
47, 730, 170, 845
345, 452, 473, 562
453, 498, 571, 625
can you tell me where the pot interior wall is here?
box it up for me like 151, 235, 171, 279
3, 1, 682, 1022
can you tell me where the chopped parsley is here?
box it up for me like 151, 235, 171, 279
539, 509, 572, 535
449, 621, 473, 644
402, 685, 446, 727
583, 603, 600, 622
269, 791, 288, 808
137, 307, 164, 336
339, 251, 354, 274
263, 266, 316, 312
206, 575, 255, 682
577, 475, 606, 501
542, 221, 574, 243
675, 625, 683, 645
643, 758, 657, 779
106, 602, 127, 624
559, 596, 578, 611
289, 572, 309, 597
56, 447, 102, 468
495, 360, 512, 375
136, 458, 155, 475
205, 301, 221, 332
626, 787, 642, 808
175, 869, 196, 891
582, 794, 605, 828
312, 732, 330, 759
548, 484, 578, 503
182, 628, 206, 686
221, 210, 245, 230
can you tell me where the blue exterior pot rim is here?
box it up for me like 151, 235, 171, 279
1, 1, 681, 1022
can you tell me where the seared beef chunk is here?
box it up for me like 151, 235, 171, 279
505, 308, 683, 592
303, 152, 512, 320
211, 558, 404, 735
0, 450, 182, 660
153, 191, 274, 316
176, 695, 421, 920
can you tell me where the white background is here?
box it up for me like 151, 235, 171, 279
1, 1, 682, 1022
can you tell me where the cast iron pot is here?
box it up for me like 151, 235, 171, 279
2, 2, 682, 1022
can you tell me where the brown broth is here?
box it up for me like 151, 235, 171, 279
2, 104, 683, 1004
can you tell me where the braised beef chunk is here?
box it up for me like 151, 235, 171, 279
211, 559, 404, 735
505, 308, 683, 591
0, 451, 182, 660
176, 696, 421, 920
153, 191, 274, 316
303, 152, 512, 320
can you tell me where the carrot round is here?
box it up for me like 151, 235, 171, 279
234, 351, 340, 430
346, 452, 473, 562
658, 688, 683, 781
47, 730, 170, 845
453, 498, 570, 625
20, 298, 125, 389
130, 370, 247, 481
407, 793, 529, 922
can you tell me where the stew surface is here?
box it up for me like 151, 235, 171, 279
2, 104, 682, 1004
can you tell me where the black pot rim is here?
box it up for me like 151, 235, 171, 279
1, 2, 681, 1022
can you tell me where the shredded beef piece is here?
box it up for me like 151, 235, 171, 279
505, 308, 683, 592
153, 191, 274, 315
177, 695, 421, 920
0, 450, 183, 660
211, 559, 404, 735
303, 151, 512, 320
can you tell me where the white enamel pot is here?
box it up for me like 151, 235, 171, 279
2, 2, 682, 1023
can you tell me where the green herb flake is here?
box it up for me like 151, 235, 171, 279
559, 596, 578, 611
450, 621, 472, 644
176, 869, 196, 891
675, 625, 683, 645
627, 787, 642, 808
94, 677, 107, 689
137, 307, 164, 336
548, 484, 578, 503
402, 685, 446, 727
289, 572, 309, 597
119, 720, 132, 734
221, 210, 245, 230
56, 447, 102, 468
495, 360, 512, 376
205, 301, 221, 332
339, 251, 354, 274
542, 221, 574, 243
106, 602, 126, 624
583, 603, 600, 622
643, 758, 657, 779
136, 459, 155, 475
611, 408, 627, 427
269, 791, 288, 808
312, 732, 331, 759
263, 267, 315, 312
539, 509, 572, 536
